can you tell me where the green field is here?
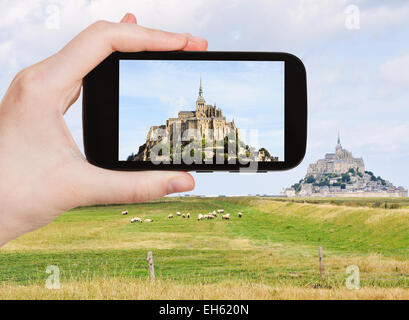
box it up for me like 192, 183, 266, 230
1, 197, 409, 299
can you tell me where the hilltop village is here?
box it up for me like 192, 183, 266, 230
281, 135, 408, 197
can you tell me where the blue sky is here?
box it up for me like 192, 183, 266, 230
118, 60, 284, 160
1, 1, 409, 195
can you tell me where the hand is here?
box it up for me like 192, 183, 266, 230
0, 13, 208, 247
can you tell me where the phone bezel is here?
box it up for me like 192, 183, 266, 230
83, 51, 307, 172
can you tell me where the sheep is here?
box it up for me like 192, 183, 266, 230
182, 214, 186, 218
122, 210, 128, 215
238, 212, 243, 218
144, 219, 153, 223
131, 217, 142, 223
198, 214, 204, 221
207, 212, 216, 219
217, 209, 224, 213
176, 212, 181, 216
222, 214, 230, 220
187, 213, 191, 219
168, 214, 174, 219
203, 214, 210, 220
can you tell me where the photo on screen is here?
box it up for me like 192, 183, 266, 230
119, 60, 284, 165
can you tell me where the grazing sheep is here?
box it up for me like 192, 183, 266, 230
198, 214, 204, 221
132, 217, 142, 223
144, 219, 153, 223
238, 212, 243, 218
176, 212, 181, 216
217, 209, 224, 213
222, 214, 230, 220
122, 210, 128, 215
187, 213, 191, 219
207, 215, 215, 220
168, 214, 174, 219
182, 214, 186, 218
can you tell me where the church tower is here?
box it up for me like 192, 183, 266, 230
336, 131, 342, 151
196, 77, 206, 118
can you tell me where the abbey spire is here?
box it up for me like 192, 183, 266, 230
336, 131, 342, 150
197, 77, 205, 103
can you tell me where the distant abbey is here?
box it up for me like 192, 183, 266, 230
281, 134, 408, 197
128, 79, 277, 163
306, 135, 365, 177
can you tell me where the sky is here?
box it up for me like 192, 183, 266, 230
118, 60, 284, 161
1, 0, 409, 195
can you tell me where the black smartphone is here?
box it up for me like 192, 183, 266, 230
83, 51, 307, 172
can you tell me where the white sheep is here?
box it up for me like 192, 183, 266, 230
144, 219, 153, 223
130, 218, 136, 223
217, 209, 224, 213
238, 212, 243, 218
182, 214, 186, 218
222, 214, 230, 220
122, 210, 128, 215
168, 214, 174, 219
198, 214, 204, 221
176, 212, 181, 216
187, 213, 191, 219
135, 217, 143, 223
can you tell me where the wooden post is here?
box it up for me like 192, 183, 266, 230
318, 246, 325, 279
147, 251, 155, 281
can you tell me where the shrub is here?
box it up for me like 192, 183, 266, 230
341, 173, 351, 182
306, 176, 316, 184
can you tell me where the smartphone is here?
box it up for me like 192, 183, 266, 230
83, 51, 307, 172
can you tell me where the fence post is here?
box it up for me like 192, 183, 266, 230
318, 246, 325, 279
147, 251, 155, 281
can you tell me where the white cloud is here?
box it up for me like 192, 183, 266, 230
360, 3, 409, 32
380, 53, 409, 86
0, 41, 13, 58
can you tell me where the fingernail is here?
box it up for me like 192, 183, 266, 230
120, 13, 131, 23
121, 13, 137, 24
188, 35, 204, 44
186, 35, 208, 50
167, 176, 194, 194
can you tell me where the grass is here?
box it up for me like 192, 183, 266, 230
1, 196, 409, 299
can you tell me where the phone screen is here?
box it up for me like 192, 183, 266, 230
118, 60, 284, 165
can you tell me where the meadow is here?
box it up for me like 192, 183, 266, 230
1, 196, 409, 300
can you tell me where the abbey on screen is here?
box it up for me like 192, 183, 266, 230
119, 60, 285, 165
